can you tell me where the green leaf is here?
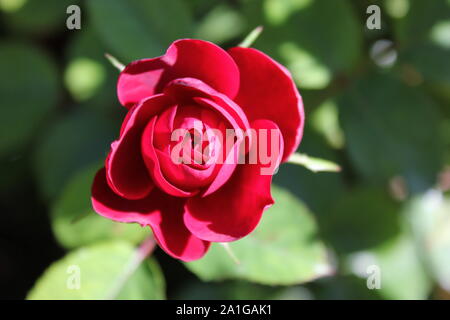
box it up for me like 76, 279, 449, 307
324, 187, 401, 254
185, 186, 333, 285
338, 73, 444, 192
345, 235, 431, 300
245, 0, 363, 89
405, 191, 450, 291
64, 57, 107, 102
278, 42, 332, 89
287, 153, 341, 173
395, 0, 450, 47
64, 27, 119, 110
87, 0, 193, 62
273, 126, 345, 215
400, 42, 450, 86
373, 236, 431, 299
27, 241, 165, 300
394, 1, 450, 106
310, 99, 345, 149
383, 0, 410, 19
194, 4, 246, 44
32, 109, 117, 200
51, 163, 148, 250
1, 0, 79, 35
0, 41, 58, 157
431, 20, 450, 49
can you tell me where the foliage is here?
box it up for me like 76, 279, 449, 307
0, 0, 449, 300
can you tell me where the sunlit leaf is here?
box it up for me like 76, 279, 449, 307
310, 100, 345, 149
405, 190, 450, 291
195, 4, 246, 44
65, 58, 106, 102
279, 42, 331, 89
346, 235, 431, 300
51, 164, 148, 249
287, 153, 341, 173
254, 0, 362, 87
383, 0, 410, 19
65, 28, 119, 111
27, 241, 165, 300
395, 0, 450, 46
185, 186, 333, 285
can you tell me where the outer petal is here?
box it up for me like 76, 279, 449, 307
91, 168, 210, 261
106, 95, 170, 200
228, 47, 304, 162
184, 119, 284, 242
118, 39, 240, 108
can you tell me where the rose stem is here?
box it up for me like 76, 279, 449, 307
105, 235, 156, 300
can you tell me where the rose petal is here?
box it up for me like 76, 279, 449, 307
193, 97, 246, 196
184, 119, 284, 242
164, 78, 253, 195
164, 77, 250, 133
141, 116, 199, 197
228, 47, 304, 162
106, 95, 170, 200
156, 149, 216, 190
92, 167, 158, 225
150, 197, 211, 262
91, 168, 210, 261
153, 104, 178, 153
118, 39, 240, 108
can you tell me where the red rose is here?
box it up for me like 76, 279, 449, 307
91, 39, 304, 261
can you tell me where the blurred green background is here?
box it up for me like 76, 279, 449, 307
1, 0, 450, 300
